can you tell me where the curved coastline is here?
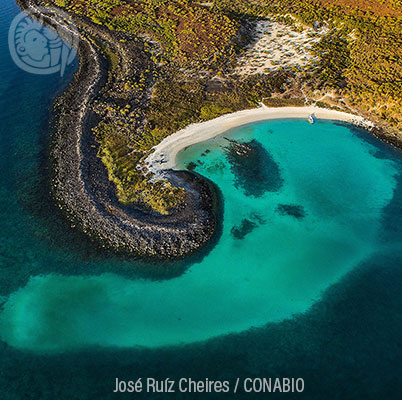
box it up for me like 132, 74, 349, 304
17, 0, 220, 259
145, 106, 375, 174
15, 0, 399, 259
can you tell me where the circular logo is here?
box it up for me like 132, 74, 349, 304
9, 6, 79, 76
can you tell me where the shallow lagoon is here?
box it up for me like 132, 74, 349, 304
2, 1, 402, 397
1, 118, 399, 352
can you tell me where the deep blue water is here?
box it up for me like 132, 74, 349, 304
1, 1, 402, 398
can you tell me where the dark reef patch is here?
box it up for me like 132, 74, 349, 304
224, 138, 283, 197
205, 160, 226, 174
186, 162, 197, 171
231, 212, 267, 240
199, 149, 211, 158
276, 204, 306, 219
231, 219, 257, 240
250, 212, 267, 225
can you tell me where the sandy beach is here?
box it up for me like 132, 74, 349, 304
145, 106, 374, 174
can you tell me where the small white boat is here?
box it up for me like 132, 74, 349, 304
308, 114, 316, 124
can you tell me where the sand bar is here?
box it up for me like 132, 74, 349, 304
145, 106, 374, 174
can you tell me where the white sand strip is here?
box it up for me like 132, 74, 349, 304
145, 106, 374, 174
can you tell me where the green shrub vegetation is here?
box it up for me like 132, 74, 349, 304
142, 72, 293, 144
60, 0, 238, 65
214, 0, 402, 130
94, 122, 185, 214
48, 0, 402, 213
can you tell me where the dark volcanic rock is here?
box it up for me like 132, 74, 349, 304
17, 0, 221, 259
224, 138, 284, 197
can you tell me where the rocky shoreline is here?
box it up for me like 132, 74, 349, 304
15, 0, 402, 259
17, 0, 220, 258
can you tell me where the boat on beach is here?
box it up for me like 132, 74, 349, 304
308, 114, 316, 124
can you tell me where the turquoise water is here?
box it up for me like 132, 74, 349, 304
2, 1, 402, 398
0, 117, 399, 352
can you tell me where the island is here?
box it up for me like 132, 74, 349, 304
16, 0, 402, 258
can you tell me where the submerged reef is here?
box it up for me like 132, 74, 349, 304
231, 219, 258, 240
224, 138, 284, 197
231, 213, 266, 240
16, 0, 402, 259
276, 204, 307, 219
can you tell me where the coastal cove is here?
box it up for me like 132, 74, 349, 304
1, 118, 401, 352
145, 106, 374, 173
1, 0, 402, 354
3, 1, 402, 398
15, 0, 401, 260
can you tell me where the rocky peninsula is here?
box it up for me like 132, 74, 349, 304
15, 0, 402, 259
17, 0, 220, 258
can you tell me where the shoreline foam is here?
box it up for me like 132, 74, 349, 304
145, 106, 374, 174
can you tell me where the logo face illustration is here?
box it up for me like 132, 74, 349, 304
9, 7, 79, 76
